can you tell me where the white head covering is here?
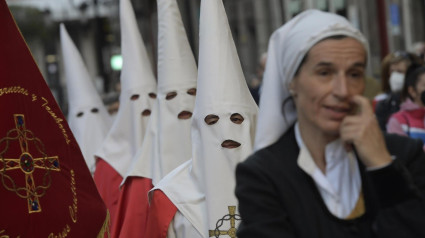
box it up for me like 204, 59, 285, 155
254, 9, 369, 151
152, 0, 258, 236
95, 0, 157, 177
125, 0, 197, 185
60, 24, 112, 174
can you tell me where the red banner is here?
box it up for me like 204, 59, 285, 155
0, 1, 109, 237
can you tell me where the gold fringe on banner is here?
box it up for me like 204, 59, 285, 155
97, 210, 111, 238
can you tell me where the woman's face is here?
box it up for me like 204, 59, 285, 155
290, 37, 367, 139
409, 73, 425, 107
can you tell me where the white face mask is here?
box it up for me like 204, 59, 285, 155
389, 71, 405, 92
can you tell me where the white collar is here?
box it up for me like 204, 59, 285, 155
295, 123, 362, 218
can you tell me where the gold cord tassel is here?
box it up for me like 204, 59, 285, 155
97, 210, 110, 238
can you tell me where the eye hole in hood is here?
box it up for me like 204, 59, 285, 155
204, 114, 219, 125
166, 91, 177, 100
149, 92, 157, 99
230, 113, 244, 124
130, 94, 140, 101
187, 88, 197, 96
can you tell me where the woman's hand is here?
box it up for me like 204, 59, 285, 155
340, 95, 392, 168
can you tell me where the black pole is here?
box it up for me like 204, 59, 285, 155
93, 0, 109, 92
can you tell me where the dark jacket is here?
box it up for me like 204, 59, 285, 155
236, 126, 425, 238
375, 92, 401, 131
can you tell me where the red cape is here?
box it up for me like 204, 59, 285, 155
94, 158, 123, 230
0, 1, 108, 236
111, 176, 153, 237
144, 190, 178, 238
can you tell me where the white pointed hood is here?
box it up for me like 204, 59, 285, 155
95, 0, 157, 177
254, 9, 369, 151
126, 0, 197, 185
192, 0, 257, 234
60, 24, 112, 174
152, 0, 258, 236
156, 0, 197, 93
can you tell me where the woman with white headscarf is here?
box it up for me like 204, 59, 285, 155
235, 9, 425, 237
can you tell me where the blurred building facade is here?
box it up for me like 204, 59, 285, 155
6, 0, 425, 112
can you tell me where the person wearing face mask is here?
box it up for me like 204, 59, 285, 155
374, 51, 421, 131
387, 64, 425, 149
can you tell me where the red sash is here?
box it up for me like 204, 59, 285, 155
111, 176, 153, 237
93, 158, 123, 229
144, 190, 178, 238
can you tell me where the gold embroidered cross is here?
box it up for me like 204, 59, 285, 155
0, 114, 60, 213
209, 206, 239, 238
